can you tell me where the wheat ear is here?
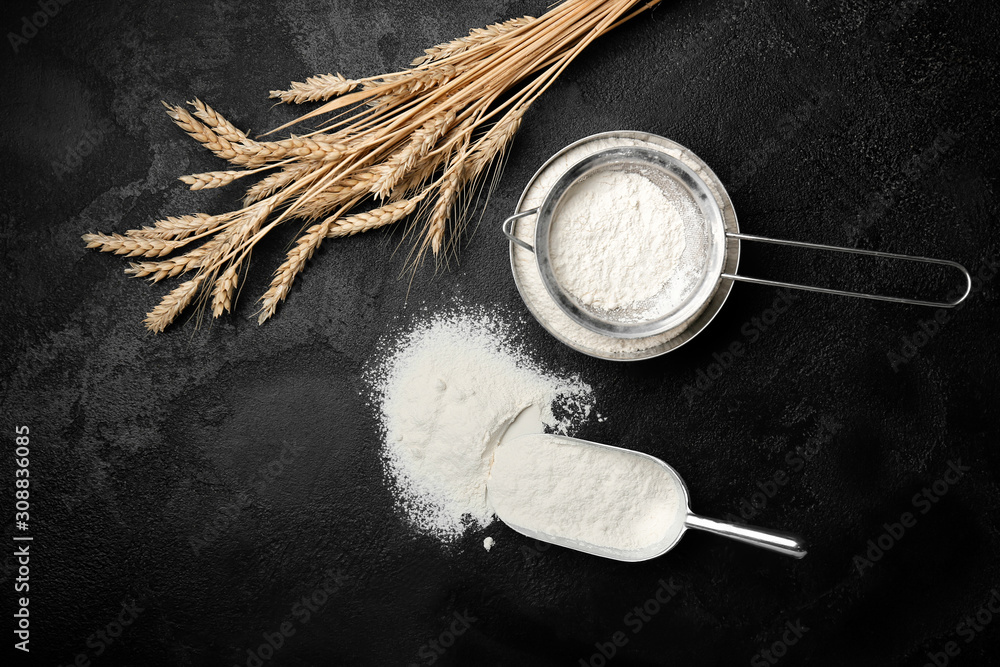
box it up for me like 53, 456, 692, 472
411, 16, 535, 66
326, 196, 424, 238
426, 162, 465, 257
144, 276, 205, 333
211, 263, 241, 318
269, 73, 361, 104
256, 222, 333, 325
125, 213, 227, 241
188, 99, 248, 143
179, 170, 249, 191
86, 0, 665, 331
162, 102, 242, 162
371, 111, 456, 200
81, 233, 192, 258
243, 163, 312, 205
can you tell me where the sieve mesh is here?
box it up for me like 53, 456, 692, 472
507, 131, 742, 361
535, 147, 724, 338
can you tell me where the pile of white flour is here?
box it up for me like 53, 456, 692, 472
488, 434, 683, 551
550, 170, 687, 318
370, 311, 592, 541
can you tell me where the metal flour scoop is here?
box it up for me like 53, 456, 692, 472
487, 433, 806, 561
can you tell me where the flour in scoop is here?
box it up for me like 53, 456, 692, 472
487, 434, 683, 551
369, 311, 593, 541
550, 169, 687, 318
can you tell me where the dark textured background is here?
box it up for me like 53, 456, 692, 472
2, 0, 998, 665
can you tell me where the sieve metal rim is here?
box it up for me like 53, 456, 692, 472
533, 146, 727, 339
505, 131, 741, 362
506, 133, 972, 361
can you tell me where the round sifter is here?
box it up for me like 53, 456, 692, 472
503, 136, 971, 356
508, 146, 726, 339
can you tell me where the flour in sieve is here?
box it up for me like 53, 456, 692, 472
550, 170, 687, 319
368, 309, 593, 541
511, 134, 731, 358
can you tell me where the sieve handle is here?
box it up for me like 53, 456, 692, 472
722, 232, 972, 308
685, 513, 807, 559
502, 210, 537, 253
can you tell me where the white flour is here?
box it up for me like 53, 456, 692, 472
512, 134, 728, 358
550, 170, 687, 318
370, 311, 592, 541
487, 434, 684, 551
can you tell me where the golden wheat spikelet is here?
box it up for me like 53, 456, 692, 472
83, 0, 663, 331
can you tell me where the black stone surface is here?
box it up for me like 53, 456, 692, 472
2, 1, 998, 665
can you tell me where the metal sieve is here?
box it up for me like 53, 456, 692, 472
504, 141, 972, 346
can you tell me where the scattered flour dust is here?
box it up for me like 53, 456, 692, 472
369, 310, 593, 541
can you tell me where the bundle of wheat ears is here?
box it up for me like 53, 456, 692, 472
82, 0, 661, 332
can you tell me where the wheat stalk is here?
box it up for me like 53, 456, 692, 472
84, 0, 661, 331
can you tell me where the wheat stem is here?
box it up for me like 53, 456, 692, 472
86, 0, 664, 331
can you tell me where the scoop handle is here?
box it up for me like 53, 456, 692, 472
685, 513, 807, 559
